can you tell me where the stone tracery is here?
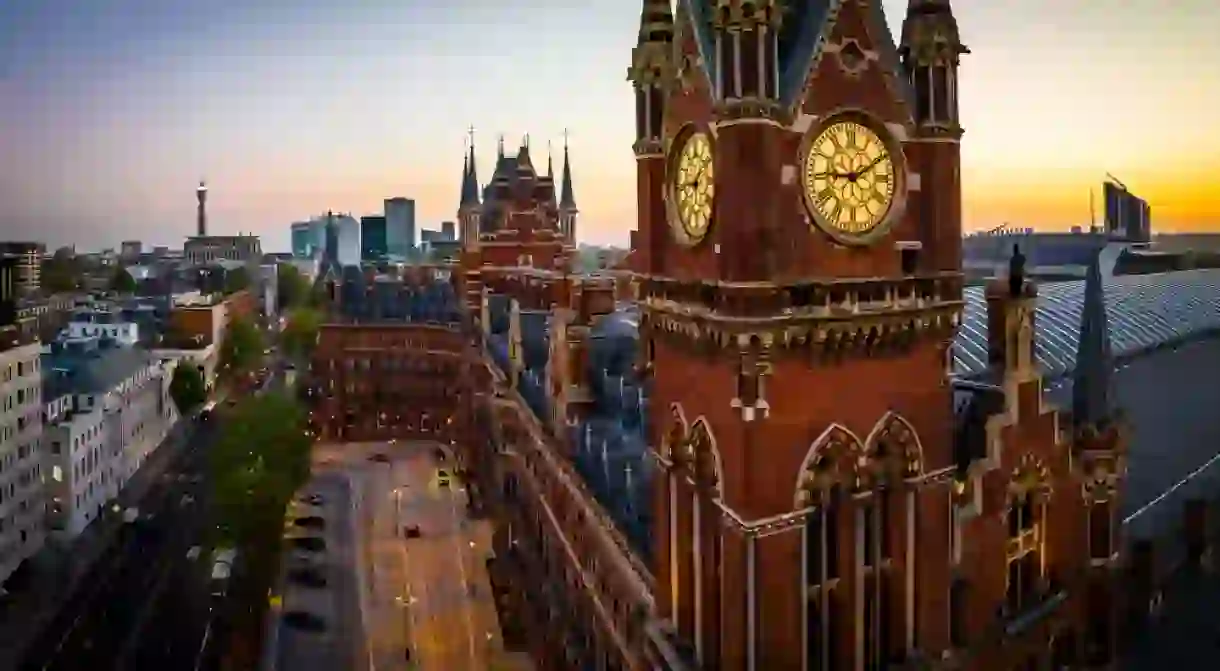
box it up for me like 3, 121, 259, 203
794, 424, 866, 507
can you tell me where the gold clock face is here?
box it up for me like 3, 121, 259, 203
669, 130, 714, 244
802, 119, 897, 241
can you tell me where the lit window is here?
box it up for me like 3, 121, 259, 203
1005, 491, 1043, 613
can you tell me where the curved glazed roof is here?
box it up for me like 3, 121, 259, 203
954, 269, 1220, 378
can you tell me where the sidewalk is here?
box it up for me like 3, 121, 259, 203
0, 416, 198, 668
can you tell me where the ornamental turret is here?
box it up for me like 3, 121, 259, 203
899, 0, 969, 135
710, 0, 784, 117
627, 0, 675, 157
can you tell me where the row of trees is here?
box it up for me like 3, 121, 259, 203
208, 392, 313, 545
276, 264, 323, 361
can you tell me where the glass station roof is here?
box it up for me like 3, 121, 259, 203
954, 269, 1220, 379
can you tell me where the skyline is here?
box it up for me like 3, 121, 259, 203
1, 0, 1218, 252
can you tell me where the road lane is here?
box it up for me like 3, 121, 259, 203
21, 419, 219, 671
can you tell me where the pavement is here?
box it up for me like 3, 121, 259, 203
272, 440, 522, 671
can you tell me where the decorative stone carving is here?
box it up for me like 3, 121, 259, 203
688, 418, 720, 491
795, 424, 866, 507
864, 412, 924, 486
1009, 452, 1051, 497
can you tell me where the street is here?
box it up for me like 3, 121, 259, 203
305, 441, 510, 671
18, 359, 283, 671
19, 418, 220, 671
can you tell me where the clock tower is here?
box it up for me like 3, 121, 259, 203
631, 1, 966, 669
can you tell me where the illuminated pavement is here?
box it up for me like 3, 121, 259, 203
309, 441, 517, 671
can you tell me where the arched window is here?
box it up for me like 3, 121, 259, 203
804, 483, 844, 671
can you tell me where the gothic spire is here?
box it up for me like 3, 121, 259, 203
1072, 249, 1114, 430
559, 131, 576, 210
459, 127, 480, 209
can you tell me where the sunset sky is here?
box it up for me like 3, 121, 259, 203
1, 0, 1217, 251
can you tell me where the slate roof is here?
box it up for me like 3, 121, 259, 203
42, 344, 155, 398
334, 267, 461, 325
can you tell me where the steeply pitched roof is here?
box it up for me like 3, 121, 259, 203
559, 142, 576, 210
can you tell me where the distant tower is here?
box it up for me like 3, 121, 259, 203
196, 180, 208, 237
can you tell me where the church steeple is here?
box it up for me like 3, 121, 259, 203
1072, 249, 1114, 430
899, 0, 969, 134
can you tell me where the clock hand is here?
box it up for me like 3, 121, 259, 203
858, 155, 884, 176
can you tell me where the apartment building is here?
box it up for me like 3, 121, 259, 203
0, 318, 44, 585
42, 339, 175, 540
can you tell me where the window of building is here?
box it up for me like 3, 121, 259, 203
949, 578, 968, 647
1088, 498, 1113, 561
1005, 491, 1043, 614
804, 485, 843, 671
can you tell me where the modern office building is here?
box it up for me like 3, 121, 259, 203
0, 260, 45, 586
333, 214, 360, 267
1103, 178, 1152, 243
360, 215, 388, 261
384, 197, 416, 256
290, 222, 316, 258
0, 242, 45, 295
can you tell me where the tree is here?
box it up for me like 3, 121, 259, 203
281, 307, 322, 360
42, 250, 82, 293
220, 314, 264, 375
111, 265, 137, 293
276, 264, 312, 310
224, 266, 251, 295
208, 392, 312, 545
169, 363, 208, 416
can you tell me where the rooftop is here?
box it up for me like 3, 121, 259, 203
486, 268, 1220, 566
42, 340, 155, 397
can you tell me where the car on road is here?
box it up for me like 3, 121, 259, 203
436, 469, 451, 488
403, 525, 422, 539
289, 535, 326, 553
369, 453, 390, 463
186, 546, 202, 561
282, 610, 327, 632
287, 567, 328, 588
293, 515, 325, 530
300, 493, 325, 506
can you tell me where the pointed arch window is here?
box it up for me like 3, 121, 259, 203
861, 487, 895, 670
804, 483, 844, 671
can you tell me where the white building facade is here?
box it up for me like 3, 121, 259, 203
42, 345, 176, 541
0, 340, 45, 585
